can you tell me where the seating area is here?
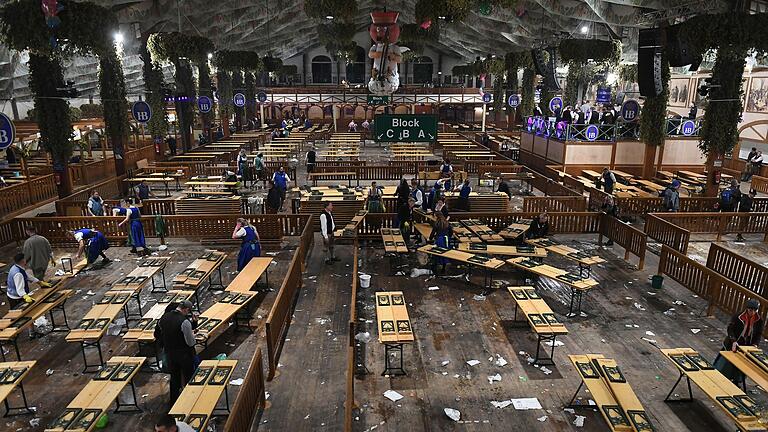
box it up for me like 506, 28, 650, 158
1, 3, 768, 431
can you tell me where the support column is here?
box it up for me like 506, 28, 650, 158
482, 104, 487, 132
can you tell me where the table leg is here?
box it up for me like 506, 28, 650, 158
114, 379, 142, 413
382, 343, 406, 376
664, 371, 694, 402
3, 382, 33, 417
151, 268, 168, 293
80, 339, 105, 373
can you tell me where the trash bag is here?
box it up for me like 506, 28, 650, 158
95, 414, 108, 429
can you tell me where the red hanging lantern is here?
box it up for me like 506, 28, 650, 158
369, 11, 400, 44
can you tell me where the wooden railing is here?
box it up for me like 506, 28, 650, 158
0, 174, 58, 220
223, 348, 265, 432
264, 214, 313, 379
644, 214, 690, 254
54, 175, 125, 215
587, 187, 611, 211
124, 143, 157, 168
522, 196, 587, 213
344, 242, 359, 432
753, 176, 768, 195
653, 212, 768, 241
658, 245, 768, 327
616, 197, 768, 217
706, 243, 768, 298
265, 242, 303, 380
598, 213, 647, 269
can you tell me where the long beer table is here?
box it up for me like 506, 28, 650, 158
508, 286, 567, 365
0, 360, 36, 416
417, 244, 505, 293
525, 237, 606, 278
173, 251, 227, 310
376, 291, 414, 376
169, 359, 237, 431
507, 257, 599, 317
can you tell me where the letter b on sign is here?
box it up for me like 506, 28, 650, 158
0, 113, 16, 150
131, 101, 152, 124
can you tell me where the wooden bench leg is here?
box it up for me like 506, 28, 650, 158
114, 379, 142, 413
3, 382, 33, 417
382, 343, 406, 377
534, 334, 557, 366
80, 339, 105, 373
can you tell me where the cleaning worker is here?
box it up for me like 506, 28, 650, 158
6, 253, 51, 308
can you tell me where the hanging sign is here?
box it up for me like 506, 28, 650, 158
596, 87, 611, 104
620, 99, 640, 121
197, 96, 212, 113
131, 101, 152, 124
548, 96, 563, 113
482, 92, 493, 104
257, 91, 268, 103
0, 113, 15, 151
507, 94, 520, 108
233, 93, 246, 107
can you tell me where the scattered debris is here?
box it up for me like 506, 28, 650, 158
472, 294, 486, 301
691, 328, 701, 334
229, 378, 244, 386
441, 360, 450, 366
466, 360, 480, 367
384, 390, 403, 402
573, 415, 586, 427
495, 354, 508, 367
428, 286, 440, 291
645, 331, 656, 337
444, 408, 461, 422
45, 369, 54, 376
544, 340, 564, 347
511, 398, 542, 410
537, 416, 548, 422
491, 400, 513, 409
487, 374, 502, 384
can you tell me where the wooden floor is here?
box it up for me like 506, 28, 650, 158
256, 236, 768, 431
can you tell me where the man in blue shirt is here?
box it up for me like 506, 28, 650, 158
271, 167, 291, 211
6, 253, 50, 308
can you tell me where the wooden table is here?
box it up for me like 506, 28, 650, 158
633, 179, 666, 194
0, 360, 35, 416
309, 171, 356, 187
173, 251, 227, 310
186, 180, 239, 191
567, 354, 655, 431
147, 172, 184, 190
113, 256, 169, 295
335, 210, 367, 238
417, 244, 506, 293
376, 291, 414, 376
525, 238, 606, 277
168, 359, 237, 431
498, 220, 533, 241
720, 345, 768, 392
507, 257, 599, 317
661, 347, 765, 431
66, 290, 135, 372
449, 221, 482, 243
47, 357, 145, 431
582, 169, 601, 181
508, 287, 567, 364
195, 291, 257, 348
458, 242, 546, 258
462, 219, 504, 242
0, 279, 72, 361
124, 177, 174, 197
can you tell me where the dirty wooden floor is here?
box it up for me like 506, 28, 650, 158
0, 238, 292, 432
342, 237, 768, 432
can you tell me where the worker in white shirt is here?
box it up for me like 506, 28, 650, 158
6, 253, 51, 308
154, 413, 196, 432
320, 201, 339, 265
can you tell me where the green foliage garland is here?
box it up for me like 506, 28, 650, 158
318, 22, 357, 63
232, 70, 244, 129
520, 68, 535, 117
27, 54, 73, 164
147, 32, 214, 65
174, 59, 196, 149
559, 39, 621, 66
99, 47, 129, 160
79, 103, 103, 118
619, 64, 637, 85
698, 47, 747, 157
399, 23, 439, 55
639, 53, 670, 147
213, 50, 261, 72
263, 56, 283, 73
198, 61, 214, 128
245, 72, 257, 120
141, 43, 169, 140
217, 69, 233, 130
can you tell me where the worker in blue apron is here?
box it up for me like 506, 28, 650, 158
73, 228, 110, 265
233, 218, 261, 271
428, 212, 453, 273
272, 167, 290, 211
440, 158, 454, 191
455, 179, 472, 211
118, 205, 149, 255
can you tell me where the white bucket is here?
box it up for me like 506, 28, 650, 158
359, 273, 371, 288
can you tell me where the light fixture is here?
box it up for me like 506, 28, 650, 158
114, 32, 124, 43
580, 25, 589, 34
207, 53, 213, 59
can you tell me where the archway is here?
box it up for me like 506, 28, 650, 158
345, 46, 366, 84
413, 56, 434, 84
312, 55, 333, 84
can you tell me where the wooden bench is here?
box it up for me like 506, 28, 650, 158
376, 291, 414, 376
499, 220, 533, 241
195, 292, 258, 349
458, 242, 546, 258
46, 356, 145, 431
381, 228, 409, 254
449, 221, 482, 243
507, 257, 599, 317
173, 251, 227, 310
525, 237, 606, 278
508, 286, 567, 364
0, 360, 36, 416
169, 359, 237, 431
66, 291, 135, 372
721, 346, 768, 391
123, 177, 173, 197
0, 279, 73, 361
567, 354, 655, 431
661, 347, 764, 431
309, 172, 357, 187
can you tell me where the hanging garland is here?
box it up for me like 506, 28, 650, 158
318, 22, 357, 63
213, 50, 261, 72
618, 64, 637, 85
262, 56, 283, 73
99, 47, 129, 161
27, 54, 72, 167
141, 43, 169, 142
216, 69, 233, 132
244, 71, 257, 120
232, 70, 244, 130
675, 12, 768, 158
639, 52, 670, 147
559, 39, 621, 67
520, 67, 535, 117
79, 103, 103, 118
198, 61, 214, 131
